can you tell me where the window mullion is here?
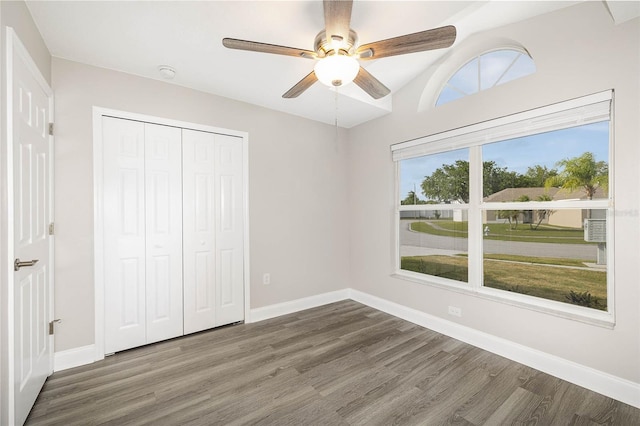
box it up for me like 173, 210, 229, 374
493, 53, 521, 88
468, 145, 483, 290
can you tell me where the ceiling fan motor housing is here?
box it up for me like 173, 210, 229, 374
314, 29, 358, 57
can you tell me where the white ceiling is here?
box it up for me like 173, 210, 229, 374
26, 0, 585, 128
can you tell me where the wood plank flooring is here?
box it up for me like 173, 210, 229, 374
26, 301, 640, 425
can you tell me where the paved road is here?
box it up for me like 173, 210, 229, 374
399, 221, 598, 261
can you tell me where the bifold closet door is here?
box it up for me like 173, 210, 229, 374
182, 130, 244, 334
103, 117, 183, 354
144, 123, 184, 344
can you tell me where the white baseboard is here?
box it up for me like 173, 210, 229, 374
54, 344, 96, 372
349, 288, 640, 409
248, 289, 350, 323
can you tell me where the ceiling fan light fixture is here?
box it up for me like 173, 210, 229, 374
314, 54, 359, 87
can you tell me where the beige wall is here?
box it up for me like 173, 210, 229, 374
0, 1, 52, 423
0, 1, 51, 84
547, 209, 583, 229
347, 1, 640, 383
52, 58, 351, 352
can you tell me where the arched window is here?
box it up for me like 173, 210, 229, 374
436, 49, 536, 106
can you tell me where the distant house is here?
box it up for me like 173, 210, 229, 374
483, 187, 607, 228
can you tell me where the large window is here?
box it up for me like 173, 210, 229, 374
394, 91, 613, 324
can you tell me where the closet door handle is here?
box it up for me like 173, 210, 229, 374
14, 258, 39, 271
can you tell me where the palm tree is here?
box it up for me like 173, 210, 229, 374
544, 152, 608, 200
498, 209, 521, 230
531, 194, 554, 230
401, 190, 419, 205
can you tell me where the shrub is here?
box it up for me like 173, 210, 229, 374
504, 284, 530, 295
565, 290, 604, 309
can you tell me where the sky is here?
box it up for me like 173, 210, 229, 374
400, 121, 609, 202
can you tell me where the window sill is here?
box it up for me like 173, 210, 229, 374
391, 271, 615, 329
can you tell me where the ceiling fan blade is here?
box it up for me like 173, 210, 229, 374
223, 38, 316, 59
324, 0, 353, 45
357, 25, 457, 60
282, 71, 318, 98
354, 67, 390, 100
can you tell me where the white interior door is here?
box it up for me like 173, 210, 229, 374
9, 29, 54, 426
144, 123, 183, 343
182, 130, 217, 333
103, 117, 147, 354
182, 130, 244, 334
103, 118, 184, 352
213, 134, 244, 325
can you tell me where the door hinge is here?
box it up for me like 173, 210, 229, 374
49, 222, 55, 235
49, 319, 61, 335
48, 122, 54, 136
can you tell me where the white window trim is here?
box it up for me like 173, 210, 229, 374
393, 90, 615, 328
394, 90, 611, 160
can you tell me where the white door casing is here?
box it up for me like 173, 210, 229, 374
6, 27, 54, 426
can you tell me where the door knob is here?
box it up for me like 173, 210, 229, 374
14, 258, 39, 271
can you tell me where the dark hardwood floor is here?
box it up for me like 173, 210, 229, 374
26, 300, 639, 425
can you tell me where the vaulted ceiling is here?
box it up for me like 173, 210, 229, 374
25, 1, 604, 128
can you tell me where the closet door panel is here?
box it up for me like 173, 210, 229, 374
182, 130, 216, 334
103, 117, 147, 354
214, 135, 244, 325
145, 123, 184, 343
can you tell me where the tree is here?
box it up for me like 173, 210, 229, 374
544, 152, 607, 200
483, 161, 518, 197
523, 165, 558, 187
531, 193, 555, 230
498, 209, 521, 229
421, 160, 527, 203
499, 195, 529, 230
421, 160, 469, 203
401, 190, 422, 205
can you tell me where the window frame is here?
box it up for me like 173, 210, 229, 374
435, 47, 536, 107
393, 91, 615, 327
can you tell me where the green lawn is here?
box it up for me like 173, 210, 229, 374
456, 253, 591, 268
408, 220, 594, 245
400, 255, 607, 310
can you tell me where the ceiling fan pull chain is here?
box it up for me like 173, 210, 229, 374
334, 87, 339, 141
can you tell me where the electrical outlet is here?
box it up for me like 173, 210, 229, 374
448, 306, 462, 317
263, 273, 271, 285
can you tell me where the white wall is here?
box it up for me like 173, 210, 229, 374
0, 1, 51, 423
52, 58, 351, 352
347, 1, 640, 384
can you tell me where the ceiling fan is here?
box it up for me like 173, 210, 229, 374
222, 0, 456, 100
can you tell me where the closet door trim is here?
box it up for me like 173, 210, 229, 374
92, 107, 250, 361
